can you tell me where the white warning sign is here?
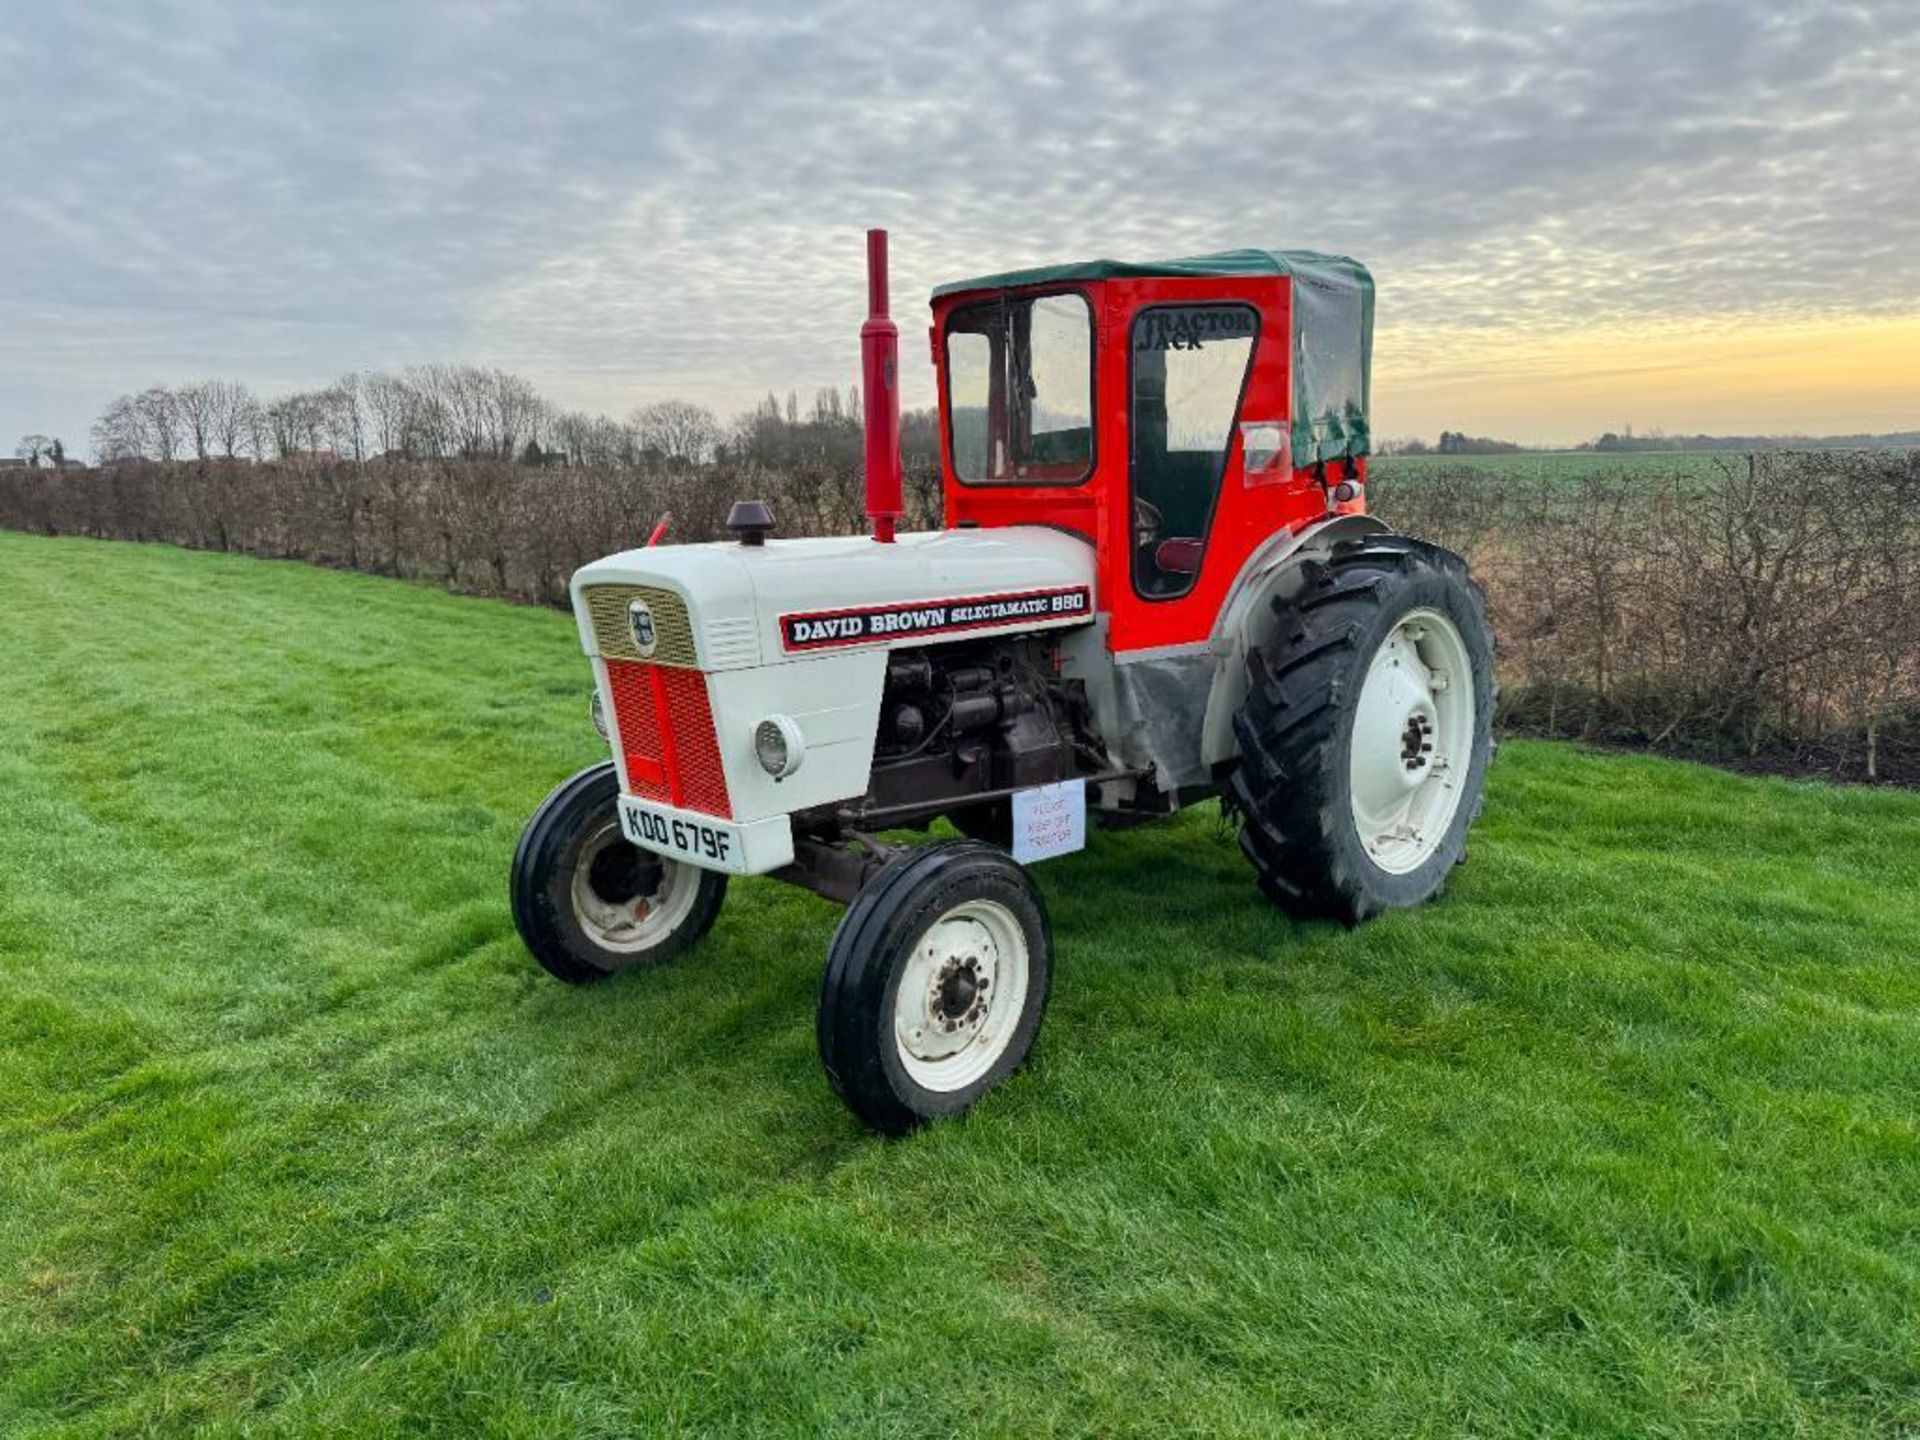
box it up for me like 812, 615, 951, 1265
1011, 780, 1086, 865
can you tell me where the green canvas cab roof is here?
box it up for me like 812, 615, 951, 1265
932, 249, 1374, 467
931, 247, 1368, 298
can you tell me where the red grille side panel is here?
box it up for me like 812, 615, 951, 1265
605, 661, 670, 803
604, 659, 733, 818
656, 666, 732, 817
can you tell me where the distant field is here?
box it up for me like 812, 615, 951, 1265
4, 533, 1919, 1436
1372, 450, 1735, 487
1372, 446, 1919, 491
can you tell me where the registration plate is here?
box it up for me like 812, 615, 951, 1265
617, 796, 749, 875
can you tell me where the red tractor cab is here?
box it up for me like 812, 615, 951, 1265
931, 251, 1375, 654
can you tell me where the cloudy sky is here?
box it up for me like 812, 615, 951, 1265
4, 0, 1918, 454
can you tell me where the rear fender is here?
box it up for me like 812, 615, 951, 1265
1199, 514, 1391, 772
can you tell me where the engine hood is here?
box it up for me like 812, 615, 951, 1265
570, 526, 1097, 670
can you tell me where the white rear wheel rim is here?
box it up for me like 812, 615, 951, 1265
1348, 607, 1475, 875
893, 899, 1030, 1093
571, 821, 698, 953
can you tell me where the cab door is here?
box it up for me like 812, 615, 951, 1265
1099, 275, 1295, 654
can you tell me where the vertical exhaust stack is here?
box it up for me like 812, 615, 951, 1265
861, 228, 903, 543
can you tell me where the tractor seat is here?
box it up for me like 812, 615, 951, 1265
1153, 537, 1204, 575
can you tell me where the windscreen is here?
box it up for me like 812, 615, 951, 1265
944, 292, 1093, 484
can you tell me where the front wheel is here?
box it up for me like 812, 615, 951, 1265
818, 841, 1053, 1135
510, 762, 728, 983
1227, 535, 1495, 923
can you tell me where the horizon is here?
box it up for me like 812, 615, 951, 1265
5, 3, 1918, 457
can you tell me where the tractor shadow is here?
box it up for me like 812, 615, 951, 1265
502, 808, 1395, 1161
1036, 808, 1324, 946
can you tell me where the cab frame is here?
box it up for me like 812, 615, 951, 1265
932, 274, 1368, 655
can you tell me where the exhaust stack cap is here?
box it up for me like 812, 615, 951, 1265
726, 498, 775, 547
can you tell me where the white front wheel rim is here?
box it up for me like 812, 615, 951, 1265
893, 899, 1031, 1093
570, 821, 699, 953
1348, 607, 1475, 875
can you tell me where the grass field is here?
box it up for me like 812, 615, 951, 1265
4, 531, 1919, 1437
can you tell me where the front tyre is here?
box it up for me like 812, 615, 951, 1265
818, 841, 1052, 1135
510, 762, 727, 984
1228, 536, 1495, 923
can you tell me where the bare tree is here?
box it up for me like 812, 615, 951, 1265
90, 395, 145, 463
444, 365, 492, 457
631, 399, 720, 467
244, 398, 271, 465
14, 434, 54, 467
363, 371, 414, 458
549, 409, 638, 469
547, 408, 592, 468
266, 392, 328, 458
199, 379, 259, 459
134, 386, 182, 462
487, 370, 542, 460
175, 380, 264, 460
320, 374, 367, 462
175, 381, 217, 460
403, 365, 459, 457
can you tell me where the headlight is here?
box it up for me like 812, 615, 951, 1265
591, 690, 609, 741
753, 714, 804, 779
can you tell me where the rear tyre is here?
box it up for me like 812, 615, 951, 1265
1227, 535, 1495, 923
510, 762, 728, 984
818, 841, 1052, 1135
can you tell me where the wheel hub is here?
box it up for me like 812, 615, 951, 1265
928, 953, 990, 1036
1401, 711, 1435, 771
895, 909, 1020, 1073
587, 840, 661, 907
570, 822, 690, 953
936, 957, 984, 1021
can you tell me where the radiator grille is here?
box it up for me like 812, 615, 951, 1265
582, 585, 698, 668
604, 658, 732, 818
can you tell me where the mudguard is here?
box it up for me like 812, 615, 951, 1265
1199, 513, 1390, 774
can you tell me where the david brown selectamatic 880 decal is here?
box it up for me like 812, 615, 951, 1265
780, 585, 1091, 651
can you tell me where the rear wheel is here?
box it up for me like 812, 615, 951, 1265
818, 841, 1052, 1134
511, 763, 728, 983
1227, 535, 1495, 922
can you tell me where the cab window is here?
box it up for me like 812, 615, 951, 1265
1129, 304, 1259, 599
945, 292, 1093, 484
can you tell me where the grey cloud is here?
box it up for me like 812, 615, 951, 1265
3, 0, 1916, 448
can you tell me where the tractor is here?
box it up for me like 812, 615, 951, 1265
511, 231, 1495, 1134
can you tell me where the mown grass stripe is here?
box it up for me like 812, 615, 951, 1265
2, 532, 1918, 1436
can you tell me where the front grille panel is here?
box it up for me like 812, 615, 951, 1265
582, 585, 698, 668
604, 658, 732, 818
654, 667, 731, 817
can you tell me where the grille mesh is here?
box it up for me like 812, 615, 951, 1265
582, 585, 697, 668
606, 662, 667, 801
656, 667, 731, 817
604, 658, 732, 818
